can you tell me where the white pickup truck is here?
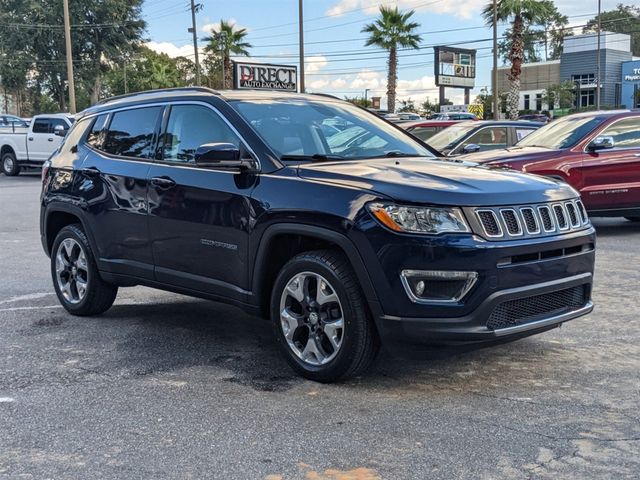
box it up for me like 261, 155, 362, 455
0, 113, 74, 176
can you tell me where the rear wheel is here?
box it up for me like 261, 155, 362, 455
51, 224, 118, 316
1, 152, 20, 176
271, 250, 379, 382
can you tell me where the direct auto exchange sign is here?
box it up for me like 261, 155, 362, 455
234, 62, 298, 92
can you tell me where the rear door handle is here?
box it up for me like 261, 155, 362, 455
48, 138, 54, 142
81, 166, 101, 178
28, 137, 33, 141
150, 176, 176, 189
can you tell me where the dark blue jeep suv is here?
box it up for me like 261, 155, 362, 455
40, 87, 595, 382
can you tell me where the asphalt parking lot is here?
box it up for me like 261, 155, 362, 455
0, 173, 639, 480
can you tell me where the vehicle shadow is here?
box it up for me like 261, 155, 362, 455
73, 297, 546, 393
591, 217, 640, 237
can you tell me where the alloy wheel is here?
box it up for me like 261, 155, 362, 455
55, 238, 89, 304
279, 271, 344, 366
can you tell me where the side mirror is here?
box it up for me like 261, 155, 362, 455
462, 143, 481, 154
587, 136, 614, 151
194, 143, 258, 172
54, 124, 68, 137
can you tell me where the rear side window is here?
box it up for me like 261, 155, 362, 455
32, 119, 50, 133
103, 107, 162, 158
410, 126, 438, 141
59, 118, 91, 154
86, 114, 109, 149
162, 104, 240, 163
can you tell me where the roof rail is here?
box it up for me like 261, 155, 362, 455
310, 92, 342, 101
95, 87, 220, 106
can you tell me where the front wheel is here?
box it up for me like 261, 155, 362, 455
1, 152, 20, 176
51, 224, 118, 316
271, 250, 380, 382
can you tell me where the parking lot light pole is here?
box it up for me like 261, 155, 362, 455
189, 0, 201, 86
63, 0, 76, 113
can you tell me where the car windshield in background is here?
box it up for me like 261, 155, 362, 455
231, 100, 434, 161
516, 115, 608, 149
426, 123, 479, 152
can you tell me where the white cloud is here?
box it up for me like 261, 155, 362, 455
305, 55, 328, 74
327, 0, 486, 20
146, 41, 200, 59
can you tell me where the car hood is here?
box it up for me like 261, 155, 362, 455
458, 146, 560, 164
296, 157, 577, 206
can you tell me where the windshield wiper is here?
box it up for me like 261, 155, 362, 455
370, 151, 429, 158
280, 154, 345, 162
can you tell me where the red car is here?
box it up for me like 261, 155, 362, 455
399, 120, 462, 142
463, 110, 640, 221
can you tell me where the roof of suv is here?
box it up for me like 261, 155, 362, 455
81, 87, 345, 118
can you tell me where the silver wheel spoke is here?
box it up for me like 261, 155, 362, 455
316, 276, 338, 306
301, 336, 323, 364
75, 277, 88, 299
77, 250, 88, 271
285, 275, 305, 302
281, 308, 303, 341
323, 318, 343, 351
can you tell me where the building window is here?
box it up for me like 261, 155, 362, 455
580, 89, 596, 107
572, 73, 595, 86
535, 93, 542, 111
523, 94, 530, 110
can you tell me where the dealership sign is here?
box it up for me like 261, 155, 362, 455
433, 46, 476, 89
234, 62, 298, 92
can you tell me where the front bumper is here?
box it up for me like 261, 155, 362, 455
377, 272, 593, 342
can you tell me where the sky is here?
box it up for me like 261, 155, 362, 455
142, 0, 623, 109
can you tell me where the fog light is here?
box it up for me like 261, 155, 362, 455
400, 270, 478, 304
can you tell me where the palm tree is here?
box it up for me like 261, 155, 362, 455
202, 20, 252, 89
483, 0, 555, 119
362, 6, 421, 113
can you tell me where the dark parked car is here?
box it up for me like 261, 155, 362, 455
461, 110, 640, 220
518, 113, 550, 123
427, 120, 542, 156
40, 87, 595, 382
400, 119, 461, 142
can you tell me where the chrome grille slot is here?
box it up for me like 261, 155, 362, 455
476, 210, 502, 237
553, 204, 569, 230
565, 202, 580, 228
538, 206, 554, 232
520, 207, 540, 234
575, 200, 588, 224
500, 209, 522, 236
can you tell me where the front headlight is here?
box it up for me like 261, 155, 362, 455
367, 202, 470, 234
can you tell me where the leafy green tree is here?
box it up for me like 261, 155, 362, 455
202, 20, 251, 89
397, 98, 416, 112
584, 4, 640, 56
483, 0, 556, 120
420, 98, 439, 113
542, 81, 576, 109
362, 6, 421, 113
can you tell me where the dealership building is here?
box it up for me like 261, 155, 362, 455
496, 31, 640, 112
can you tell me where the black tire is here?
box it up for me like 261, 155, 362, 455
1, 152, 20, 176
51, 224, 118, 316
625, 217, 640, 222
271, 249, 380, 382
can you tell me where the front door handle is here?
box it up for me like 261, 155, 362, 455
150, 176, 176, 189
48, 138, 54, 142
28, 137, 33, 141
81, 166, 101, 178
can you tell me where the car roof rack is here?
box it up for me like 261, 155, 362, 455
95, 87, 220, 106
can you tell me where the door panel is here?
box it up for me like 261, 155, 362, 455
579, 117, 640, 212
147, 103, 258, 298
29, 118, 60, 161
80, 107, 162, 279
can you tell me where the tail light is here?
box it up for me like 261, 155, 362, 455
41, 160, 51, 184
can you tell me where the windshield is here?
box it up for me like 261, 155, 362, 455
516, 115, 608, 149
231, 99, 434, 161
426, 122, 479, 152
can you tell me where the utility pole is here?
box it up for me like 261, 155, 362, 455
364, 88, 369, 106
189, 0, 201, 86
596, 0, 601, 110
298, 0, 305, 93
218, 31, 227, 89
492, 0, 498, 119
63, 0, 76, 113
123, 60, 128, 94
